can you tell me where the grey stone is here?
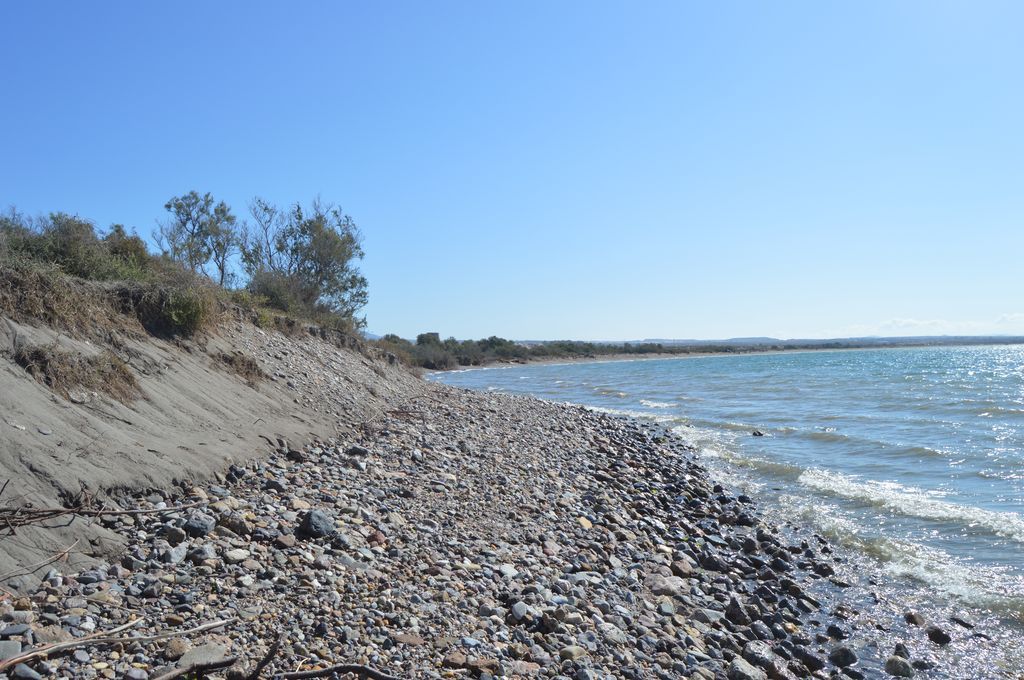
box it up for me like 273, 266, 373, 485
498, 563, 519, 579
597, 622, 629, 645
164, 526, 187, 545
646, 573, 686, 597
187, 544, 217, 563
161, 543, 188, 565
0, 640, 23, 661
727, 657, 767, 680
184, 512, 217, 537
11, 663, 42, 680
828, 646, 858, 668
885, 655, 915, 677
559, 646, 587, 661
178, 642, 230, 668
299, 510, 335, 538
0, 624, 30, 638
75, 570, 106, 585
742, 640, 776, 670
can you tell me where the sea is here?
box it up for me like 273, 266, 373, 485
431, 344, 1024, 675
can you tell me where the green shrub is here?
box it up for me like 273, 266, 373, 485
254, 309, 273, 328
248, 270, 305, 314
117, 283, 216, 338
228, 288, 269, 309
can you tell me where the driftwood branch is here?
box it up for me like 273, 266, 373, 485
0, 617, 234, 672
0, 618, 143, 672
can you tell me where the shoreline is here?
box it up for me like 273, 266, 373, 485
0, 379, 1000, 678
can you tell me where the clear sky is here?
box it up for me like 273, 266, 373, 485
2, 2, 1022, 341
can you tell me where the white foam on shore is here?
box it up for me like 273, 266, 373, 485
640, 399, 677, 409
798, 469, 1024, 544
587, 405, 679, 425
783, 497, 1024, 619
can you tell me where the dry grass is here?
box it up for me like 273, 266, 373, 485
216, 351, 265, 387
0, 265, 218, 342
0, 266, 137, 340
13, 343, 141, 403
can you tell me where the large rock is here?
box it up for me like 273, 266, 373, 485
926, 625, 951, 645
885, 655, 915, 677
298, 510, 335, 538
742, 640, 777, 670
793, 646, 826, 672
728, 657, 767, 680
183, 512, 217, 537
646, 573, 686, 598
828, 646, 858, 668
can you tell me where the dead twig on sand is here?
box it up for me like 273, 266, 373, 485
75, 499, 208, 517
244, 634, 283, 680
0, 539, 78, 582
0, 499, 208, 536
151, 656, 238, 680
281, 663, 401, 680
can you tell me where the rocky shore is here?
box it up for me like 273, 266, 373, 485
1, 377, 994, 679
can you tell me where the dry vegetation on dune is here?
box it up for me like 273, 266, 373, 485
12, 342, 141, 403
216, 349, 266, 387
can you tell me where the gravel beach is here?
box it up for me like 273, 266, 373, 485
0, 320, 1005, 679
1, 373, 998, 679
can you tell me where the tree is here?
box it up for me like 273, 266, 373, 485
241, 197, 368, 322
156, 191, 238, 284
206, 202, 239, 286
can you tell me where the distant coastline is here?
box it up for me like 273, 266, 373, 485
426, 335, 1024, 371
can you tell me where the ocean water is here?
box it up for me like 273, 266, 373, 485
431, 345, 1024, 649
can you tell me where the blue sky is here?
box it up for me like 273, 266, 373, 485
2, 1, 1022, 340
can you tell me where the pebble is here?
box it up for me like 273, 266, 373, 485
559, 645, 588, 661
